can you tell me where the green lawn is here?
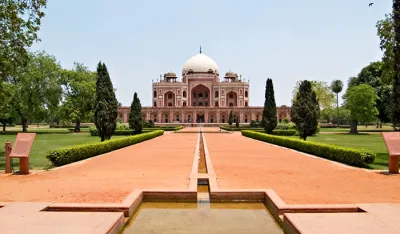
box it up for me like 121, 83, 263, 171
290, 134, 389, 169
319, 125, 393, 133
0, 133, 126, 170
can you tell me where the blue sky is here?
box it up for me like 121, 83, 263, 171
32, 0, 391, 107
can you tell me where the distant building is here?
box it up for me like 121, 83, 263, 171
118, 50, 291, 124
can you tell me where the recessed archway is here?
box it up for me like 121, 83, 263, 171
164, 91, 175, 107
191, 84, 210, 107
226, 91, 237, 107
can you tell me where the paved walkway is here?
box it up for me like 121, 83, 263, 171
204, 132, 400, 204
0, 133, 197, 203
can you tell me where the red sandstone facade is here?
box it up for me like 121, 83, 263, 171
118, 51, 291, 124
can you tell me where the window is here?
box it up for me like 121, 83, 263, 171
205, 93, 208, 98
153, 101, 157, 107
229, 102, 233, 107
245, 115, 248, 123
168, 102, 172, 106
215, 91, 219, 98
198, 102, 203, 106
215, 101, 219, 107
153, 91, 157, 98
205, 102, 208, 106
183, 101, 187, 106
245, 101, 248, 107
245, 91, 248, 98
229, 93, 233, 99
183, 91, 187, 98
168, 93, 172, 99
199, 93, 203, 98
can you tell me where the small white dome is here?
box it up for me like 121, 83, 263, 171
182, 54, 219, 74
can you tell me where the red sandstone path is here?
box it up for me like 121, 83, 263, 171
0, 133, 197, 203
205, 132, 400, 204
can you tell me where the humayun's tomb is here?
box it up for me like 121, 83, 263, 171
117, 49, 291, 125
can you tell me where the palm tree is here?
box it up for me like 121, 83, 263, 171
330, 80, 344, 126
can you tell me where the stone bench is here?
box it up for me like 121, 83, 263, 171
4, 133, 36, 175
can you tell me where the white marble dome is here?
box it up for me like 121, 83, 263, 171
182, 54, 219, 74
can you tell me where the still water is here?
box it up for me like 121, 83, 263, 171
122, 201, 283, 234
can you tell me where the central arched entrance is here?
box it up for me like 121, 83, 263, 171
196, 113, 205, 123
191, 84, 210, 107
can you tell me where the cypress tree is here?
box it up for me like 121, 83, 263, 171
129, 92, 143, 134
393, 0, 400, 131
262, 78, 278, 134
291, 80, 320, 140
228, 110, 233, 126
93, 62, 118, 142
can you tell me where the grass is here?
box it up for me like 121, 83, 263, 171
0, 134, 126, 170
290, 133, 389, 170
319, 125, 393, 133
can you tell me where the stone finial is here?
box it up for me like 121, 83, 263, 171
200, 45, 202, 54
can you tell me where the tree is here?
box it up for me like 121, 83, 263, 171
60, 63, 96, 132
351, 61, 383, 89
376, 85, 393, 127
228, 110, 233, 126
377, 13, 395, 85
0, 0, 47, 82
330, 80, 344, 126
9, 51, 61, 132
343, 84, 379, 134
94, 62, 118, 141
291, 80, 320, 140
0, 82, 15, 131
292, 80, 334, 109
393, 0, 400, 131
128, 92, 143, 134
262, 78, 277, 133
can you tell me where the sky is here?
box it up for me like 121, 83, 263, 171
31, 0, 392, 107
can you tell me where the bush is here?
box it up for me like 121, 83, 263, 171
46, 130, 164, 167
116, 123, 129, 130
276, 122, 297, 130
143, 120, 155, 128
249, 120, 260, 128
143, 126, 183, 131
271, 130, 297, 136
241, 130, 375, 168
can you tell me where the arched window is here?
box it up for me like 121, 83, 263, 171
229, 102, 233, 107
215, 101, 219, 107
183, 91, 187, 98
168, 102, 172, 106
245, 101, 248, 107
229, 93, 233, 99
183, 101, 187, 106
245, 91, 248, 98
215, 91, 219, 98
153, 101, 157, 107
199, 93, 203, 98
153, 90, 157, 98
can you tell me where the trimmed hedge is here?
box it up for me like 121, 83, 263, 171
252, 129, 297, 136
220, 126, 264, 131
46, 130, 164, 167
143, 126, 184, 131
241, 130, 375, 168
89, 128, 153, 136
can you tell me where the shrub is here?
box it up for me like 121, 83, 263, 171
249, 120, 260, 128
271, 130, 297, 136
89, 125, 98, 136
47, 130, 164, 167
276, 122, 297, 130
116, 123, 129, 130
143, 126, 183, 131
241, 130, 375, 168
